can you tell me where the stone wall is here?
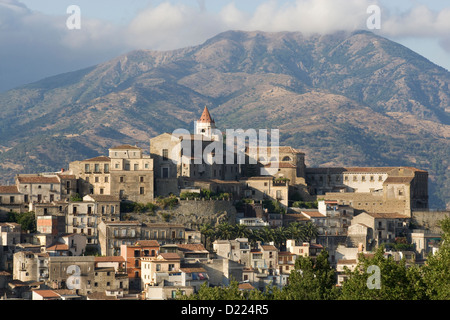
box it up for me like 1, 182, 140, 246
411, 210, 450, 233
126, 199, 237, 230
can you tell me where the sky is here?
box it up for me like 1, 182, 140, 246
0, 0, 449, 92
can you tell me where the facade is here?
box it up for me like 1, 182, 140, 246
306, 167, 428, 216
69, 145, 154, 203
350, 212, 410, 249
16, 173, 77, 204
120, 240, 160, 290
240, 176, 289, 208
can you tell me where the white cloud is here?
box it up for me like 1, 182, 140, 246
1, 0, 449, 92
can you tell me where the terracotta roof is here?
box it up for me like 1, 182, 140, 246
133, 240, 160, 247
109, 145, 141, 150
383, 176, 414, 184
261, 245, 277, 251
239, 283, 255, 290
0, 185, 20, 194
198, 106, 215, 123
159, 253, 181, 260
33, 290, 61, 299
46, 243, 69, 251
301, 211, 326, 218
83, 156, 111, 162
16, 176, 60, 184
57, 174, 77, 179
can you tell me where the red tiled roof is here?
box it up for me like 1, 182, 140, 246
0, 185, 20, 194
261, 245, 277, 251
33, 290, 61, 299
198, 106, 215, 123
16, 176, 59, 184
383, 177, 414, 184
46, 243, 69, 251
133, 240, 160, 247
301, 211, 325, 218
159, 253, 181, 260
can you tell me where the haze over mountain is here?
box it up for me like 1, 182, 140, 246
0, 30, 448, 208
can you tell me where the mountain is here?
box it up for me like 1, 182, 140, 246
0, 30, 449, 208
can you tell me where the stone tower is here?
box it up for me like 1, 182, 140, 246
194, 106, 217, 139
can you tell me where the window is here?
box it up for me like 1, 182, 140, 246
95, 177, 99, 183
156, 264, 161, 271
104, 164, 109, 173
140, 187, 145, 195
162, 149, 169, 161
100, 188, 104, 195
105, 177, 109, 183
94, 164, 100, 172
115, 163, 119, 169
85, 164, 90, 172
134, 164, 139, 171
140, 176, 144, 183
120, 177, 124, 183
162, 167, 169, 178
10, 196, 15, 203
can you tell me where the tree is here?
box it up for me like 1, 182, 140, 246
421, 217, 450, 299
200, 224, 216, 250
339, 247, 423, 300
279, 250, 338, 300
8, 211, 36, 233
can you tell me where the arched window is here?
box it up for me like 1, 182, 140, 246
282, 156, 292, 161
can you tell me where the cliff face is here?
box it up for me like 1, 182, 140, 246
0, 30, 448, 207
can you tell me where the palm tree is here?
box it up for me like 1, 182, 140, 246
233, 224, 251, 239
286, 222, 306, 243
216, 222, 235, 240
200, 224, 215, 250
302, 221, 319, 242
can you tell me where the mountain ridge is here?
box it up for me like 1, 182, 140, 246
0, 30, 448, 208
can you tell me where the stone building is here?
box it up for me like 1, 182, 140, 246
0, 186, 26, 217
150, 106, 241, 197
350, 212, 410, 250
240, 176, 289, 208
69, 145, 154, 203
66, 195, 120, 248
13, 251, 50, 283
16, 173, 77, 204
305, 166, 428, 216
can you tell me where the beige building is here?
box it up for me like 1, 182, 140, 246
240, 176, 289, 208
350, 212, 410, 249
16, 173, 77, 204
150, 107, 241, 197
13, 251, 49, 283
69, 145, 154, 203
306, 166, 428, 216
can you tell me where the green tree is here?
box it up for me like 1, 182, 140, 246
8, 211, 36, 233
421, 217, 450, 299
279, 250, 338, 300
339, 247, 422, 300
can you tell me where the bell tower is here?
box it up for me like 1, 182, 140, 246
194, 106, 217, 139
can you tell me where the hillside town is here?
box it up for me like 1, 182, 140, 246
0, 106, 448, 300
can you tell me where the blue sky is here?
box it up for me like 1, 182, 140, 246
1, 0, 449, 92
